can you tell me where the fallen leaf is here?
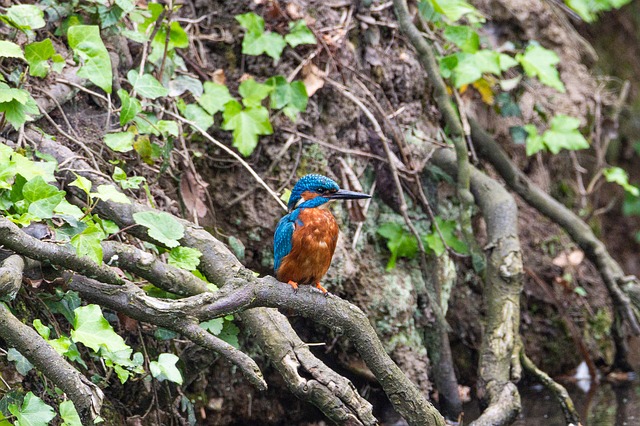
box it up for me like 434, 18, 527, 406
552, 249, 584, 267
180, 169, 209, 219
286, 3, 302, 19
302, 63, 325, 97
212, 69, 226, 85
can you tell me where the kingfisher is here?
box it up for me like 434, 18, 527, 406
274, 174, 371, 294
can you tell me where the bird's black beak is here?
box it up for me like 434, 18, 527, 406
326, 189, 371, 200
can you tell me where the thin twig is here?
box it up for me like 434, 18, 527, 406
158, 109, 287, 211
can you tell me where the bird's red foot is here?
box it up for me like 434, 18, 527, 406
315, 282, 329, 296
287, 280, 299, 292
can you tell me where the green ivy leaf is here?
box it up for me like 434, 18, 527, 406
150, 353, 183, 385
603, 167, 639, 196
516, 44, 565, 93
133, 211, 184, 247
69, 175, 93, 195
113, 167, 145, 190
71, 305, 131, 354
377, 222, 418, 270
4, 4, 46, 30
32, 319, 50, 340
266, 76, 308, 120
221, 100, 273, 157
238, 78, 273, 107
427, 0, 482, 22
25, 39, 55, 77
0, 83, 40, 130
0, 41, 25, 60
68, 25, 113, 94
104, 131, 135, 153
117, 89, 141, 126
201, 318, 224, 335
7, 348, 34, 375
156, 120, 179, 138
91, 185, 131, 204
623, 193, 640, 217
197, 82, 233, 115
285, 20, 316, 47
22, 176, 66, 219
60, 400, 82, 426
168, 247, 202, 271
218, 321, 240, 348
181, 103, 214, 130
443, 25, 479, 53
236, 13, 286, 61
525, 115, 589, 155
70, 224, 105, 264
8, 392, 55, 426
542, 115, 589, 154
127, 70, 168, 99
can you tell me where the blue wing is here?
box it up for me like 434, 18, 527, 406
273, 210, 301, 273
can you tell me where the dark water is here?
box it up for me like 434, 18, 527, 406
462, 380, 640, 425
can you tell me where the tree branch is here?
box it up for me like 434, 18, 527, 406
27, 132, 402, 424
430, 147, 523, 425
0, 257, 103, 425
0, 255, 24, 301
470, 119, 640, 337
520, 349, 581, 426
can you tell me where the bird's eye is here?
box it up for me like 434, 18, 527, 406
317, 187, 325, 194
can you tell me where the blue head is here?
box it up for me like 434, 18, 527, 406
287, 174, 371, 212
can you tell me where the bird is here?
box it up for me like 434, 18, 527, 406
273, 174, 371, 295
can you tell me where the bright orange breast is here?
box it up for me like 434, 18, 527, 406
276, 208, 339, 285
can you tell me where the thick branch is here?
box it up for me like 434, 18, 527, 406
393, 0, 472, 205
29, 134, 387, 424
431, 148, 523, 425
520, 349, 581, 426
0, 256, 103, 425
0, 255, 24, 301
470, 119, 640, 336
0, 218, 124, 286
64, 272, 267, 390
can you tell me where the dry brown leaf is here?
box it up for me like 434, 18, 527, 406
552, 249, 584, 267
239, 73, 254, 82
180, 169, 209, 219
286, 3, 302, 19
212, 69, 226, 85
302, 63, 325, 97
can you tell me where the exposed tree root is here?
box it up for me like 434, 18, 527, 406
431, 147, 523, 426
470, 120, 640, 347
520, 348, 582, 426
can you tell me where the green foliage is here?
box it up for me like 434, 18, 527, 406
0, 41, 25, 60
516, 44, 565, 92
150, 353, 183, 384
423, 218, 469, 256
168, 247, 202, 270
133, 211, 185, 247
104, 131, 135, 152
197, 82, 233, 115
440, 50, 517, 87
25, 39, 64, 78
419, 0, 483, 23
22, 176, 66, 219
377, 222, 419, 270
267, 76, 309, 120
222, 100, 273, 157
565, 0, 632, 22
7, 348, 34, 375
127, 70, 169, 99
443, 25, 479, 53
59, 401, 82, 426
236, 12, 287, 61
1, 4, 46, 33
285, 20, 317, 47
0, 83, 40, 130
237, 12, 316, 62
70, 224, 105, 264
117, 89, 141, 126
603, 167, 639, 196
67, 25, 113, 93
8, 392, 55, 426
524, 114, 589, 155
